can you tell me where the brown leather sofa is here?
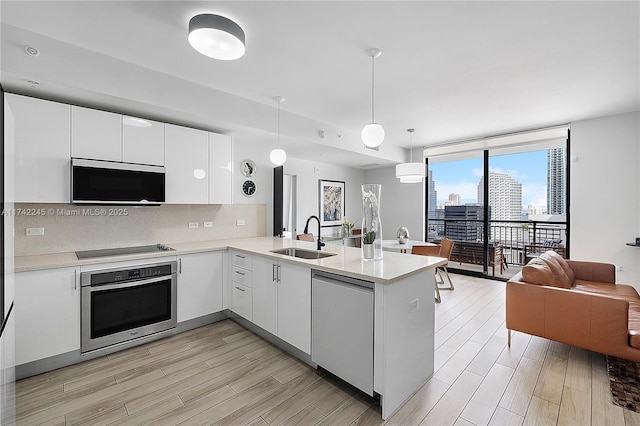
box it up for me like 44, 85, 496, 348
506, 250, 640, 362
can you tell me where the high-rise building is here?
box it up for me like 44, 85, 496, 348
444, 205, 484, 241
448, 193, 461, 206
427, 169, 437, 215
547, 148, 566, 215
477, 172, 522, 221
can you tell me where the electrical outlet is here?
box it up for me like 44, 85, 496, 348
26, 227, 45, 236
409, 298, 419, 312
236, 220, 246, 226
204, 221, 213, 228
188, 222, 199, 229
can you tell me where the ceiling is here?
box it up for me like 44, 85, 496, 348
1, 1, 638, 168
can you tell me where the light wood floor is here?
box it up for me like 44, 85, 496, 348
15, 274, 640, 425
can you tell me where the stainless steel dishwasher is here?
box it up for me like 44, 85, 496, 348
312, 270, 374, 396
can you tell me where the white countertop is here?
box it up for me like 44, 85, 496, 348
14, 236, 447, 284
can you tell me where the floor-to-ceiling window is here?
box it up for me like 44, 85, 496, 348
425, 127, 569, 280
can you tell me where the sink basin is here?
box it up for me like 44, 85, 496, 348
270, 248, 337, 260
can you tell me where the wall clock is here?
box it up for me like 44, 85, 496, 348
240, 159, 256, 177
242, 179, 256, 197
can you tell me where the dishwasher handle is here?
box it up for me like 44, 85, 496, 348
312, 270, 374, 291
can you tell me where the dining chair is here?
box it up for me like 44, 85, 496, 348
296, 233, 315, 242
352, 228, 362, 248
411, 238, 455, 303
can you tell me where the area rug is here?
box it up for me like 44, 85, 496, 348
607, 355, 640, 412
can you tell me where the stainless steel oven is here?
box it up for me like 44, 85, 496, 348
81, 261, 177, 353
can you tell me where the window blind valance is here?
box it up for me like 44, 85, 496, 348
423, 126, 569, 162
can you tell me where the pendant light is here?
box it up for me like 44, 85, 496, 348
270, 96, 287, 166
396, 129, 426, 183
188, 14, 245, 60
361, 48, 385, 148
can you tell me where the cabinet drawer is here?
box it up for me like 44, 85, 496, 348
231, 283, 252, 321
231, 266, 253, 287
231, 252, 252, 270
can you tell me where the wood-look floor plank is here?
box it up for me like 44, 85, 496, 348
459, 363, 514, 425
433, 340, 484, 385
214, 370, 322, 426
176, 377, 284, 425
262, 374, 338, 425
496, 331, 532, 369
103, 395, 184, 426
420, 370, 484, 426
498, 357, 543, 416
522, 336, 550, 363
466, 334, 508, 377
533, 350, 568, 406
73, 405, 128, 426
523, 396, 559, 426
489, 407, 524, 426
315, 395, 370, 426
591, 353, 625, 426
556, 386, 591, 425
563, 346, 591, 393
385, 377, 449, 426
281, 405, 325, 426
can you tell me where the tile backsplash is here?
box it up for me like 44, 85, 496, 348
13, 203, 267, 256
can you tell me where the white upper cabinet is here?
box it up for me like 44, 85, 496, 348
208, 132, 233, 204
165, 124, 209, 204
122, 116, 165, 166
6, 94, 71, 203
71, 106, 121, 161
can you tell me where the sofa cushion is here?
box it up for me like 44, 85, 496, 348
522, 257, 572, 288
574, 280, 639, 300
543, 250, 575, 285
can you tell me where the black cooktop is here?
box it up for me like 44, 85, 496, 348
75, 244, 175, 260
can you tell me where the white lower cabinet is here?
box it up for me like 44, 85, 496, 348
177, 252, 223, 322
230, 251, 253, 321
15, 267, 80, 365
252, 256, 311, 354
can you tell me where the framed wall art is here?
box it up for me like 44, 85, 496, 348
319, 179, 345, 227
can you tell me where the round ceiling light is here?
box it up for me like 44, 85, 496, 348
270, 148, 287, 166
188, 14, 245, 60
361, 123, 385, 148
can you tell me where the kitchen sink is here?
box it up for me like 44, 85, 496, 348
270, 248, 337, 259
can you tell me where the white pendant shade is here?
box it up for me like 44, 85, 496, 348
188, 14, 245, 60
396, 162, 425, 183
270, 148, 287, 166
361, 123, 385, 148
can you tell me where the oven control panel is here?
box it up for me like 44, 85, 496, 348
82, 262, 177, 286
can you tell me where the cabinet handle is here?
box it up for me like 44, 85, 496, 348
235, 254, 246, 259
179, 258, 182, 274
272, 264, 276, 282
74, 269, 78, 291
235, 286, 246, 292
277, 264, 282, 283
235, 270, 246, 276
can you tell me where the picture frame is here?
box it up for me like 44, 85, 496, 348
319, 179, 345, 227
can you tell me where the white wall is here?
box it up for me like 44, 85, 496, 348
363, 165, 424, 241
233, 135, 366, 238
571, 110, 640, 288
284, 158, 365, 238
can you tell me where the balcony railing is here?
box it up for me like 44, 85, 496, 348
427, 218, 567, 274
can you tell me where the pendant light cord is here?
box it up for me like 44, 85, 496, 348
371, 55, 375, 123
277, 100, 281, 148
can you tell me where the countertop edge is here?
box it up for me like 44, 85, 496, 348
14, 237, 446, 284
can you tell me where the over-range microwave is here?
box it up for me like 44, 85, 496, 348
71, 158, 165, 205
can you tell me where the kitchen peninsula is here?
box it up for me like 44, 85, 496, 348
14, 236, 446, 420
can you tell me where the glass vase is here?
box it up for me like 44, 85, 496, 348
361, 184, 382, 261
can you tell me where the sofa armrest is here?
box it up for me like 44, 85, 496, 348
566, 260, 616, 283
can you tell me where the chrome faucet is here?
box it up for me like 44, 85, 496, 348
303, 215, 325, 251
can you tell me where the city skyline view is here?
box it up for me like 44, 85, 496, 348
429, 150, 551, 211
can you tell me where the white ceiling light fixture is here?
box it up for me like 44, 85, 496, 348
361, 48, 384, 148
396, 129, 426, 183
188, 14, 245, 60
270, 96, 287, 166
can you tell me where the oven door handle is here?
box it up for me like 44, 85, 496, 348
84, 274, 175, 291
